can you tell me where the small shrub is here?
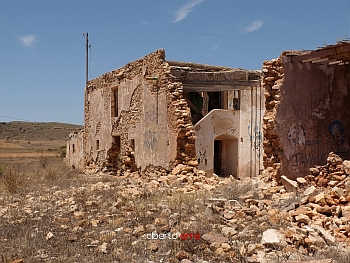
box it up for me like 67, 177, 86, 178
3, 168, 22, 194
45, 168, 57, 181
0, 164, 5, 178
59, 145, 67, 158
315, 246, 350, 263
221, 180, 256, 200
39, 154, 49, 169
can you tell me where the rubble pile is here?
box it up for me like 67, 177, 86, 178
2, 153, 350, 262
285, 152, 350, 245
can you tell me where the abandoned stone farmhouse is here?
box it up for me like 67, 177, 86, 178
66, 49, 263, 178
66, 42, 350, 179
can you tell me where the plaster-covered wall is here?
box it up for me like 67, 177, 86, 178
85, 87, 112, 166
80, 49, 197, 172
66, 130, 84, 170
194, 86, 264, 178
239, 88, 264, 178
263, 54, 350, 179
194, 109, 240, 176
279, 62, 350, 177
112, 78, 178, 170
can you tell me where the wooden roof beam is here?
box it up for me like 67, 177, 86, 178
292, 43, 350, 63
183, 84, 255, 92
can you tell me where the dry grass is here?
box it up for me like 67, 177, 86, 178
0, 158, 348, 263
0, 157, 227, 262
3, 168, 22, 194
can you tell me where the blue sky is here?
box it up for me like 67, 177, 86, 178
1, 0, 349, 125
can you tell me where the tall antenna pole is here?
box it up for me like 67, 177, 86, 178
83, 32, 89, 85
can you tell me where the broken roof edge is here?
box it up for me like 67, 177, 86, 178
86, 49, 166, 88
167, 60, 238, 71
86, 48, 262, 89
167, 60, 261, 74
280, 42, 350, 65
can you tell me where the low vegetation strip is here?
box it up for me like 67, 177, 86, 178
0, 152, 59, 158
0, 121, 82, 141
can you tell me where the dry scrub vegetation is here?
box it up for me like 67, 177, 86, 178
0, 157, 350, 263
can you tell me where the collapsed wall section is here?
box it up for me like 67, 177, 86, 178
82, 49, 197, 172
263, 46, 350, 180
262, 57, 284, 180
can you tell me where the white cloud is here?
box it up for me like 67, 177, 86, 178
18, 35, 37, 48
201, 36, 220, 51
242, 20, 264, 34
173, 0, 204, 23
211, 43, 218, 50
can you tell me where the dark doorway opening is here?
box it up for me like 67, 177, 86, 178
214, 140, 222, 176
208, 92, 222, 112
214, 134, 238, 177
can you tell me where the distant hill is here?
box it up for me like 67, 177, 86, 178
0, 121, 83, 141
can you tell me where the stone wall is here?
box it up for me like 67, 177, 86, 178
170, 62, 263, 178
82, 49, 197, 172
263, 52, 350, 179
262, 57, 284, 180
66, 130, 84, 170
67, 49, 263, 175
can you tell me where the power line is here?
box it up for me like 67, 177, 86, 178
0, 114, 35, 122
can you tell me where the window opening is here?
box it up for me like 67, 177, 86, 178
214, 140, 222, 176
111, 88, 119, 117
208, 92, 222, 112
130, 139, 135, 152
233, 90, 240, 110
113, 136, 121, 149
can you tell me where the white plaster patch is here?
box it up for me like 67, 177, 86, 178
312, 109, 325, 119
312, 98, 330, 119
287, 123, 306, 146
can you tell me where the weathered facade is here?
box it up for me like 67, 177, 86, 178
66, 130, 84, 169
263, 42, 350, 179
67, 49, 263, 177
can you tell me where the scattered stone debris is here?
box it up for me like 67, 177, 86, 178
2, 152, 350, 262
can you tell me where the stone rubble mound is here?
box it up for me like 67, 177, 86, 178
2, 153, 350, 262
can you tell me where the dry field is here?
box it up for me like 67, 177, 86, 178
1, 155, 350, 263
1, 122, 350, 262
0, 139, 65, 158
0, 121, 81, 159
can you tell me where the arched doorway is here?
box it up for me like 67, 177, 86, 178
214, 134, 238, 177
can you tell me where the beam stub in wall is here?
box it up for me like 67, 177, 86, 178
183, 81, 260, 92
292, 42, 350, 64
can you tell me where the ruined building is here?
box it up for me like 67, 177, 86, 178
66, 49, 263, 178
263, 42, 350, 180
67, 42, 350, 179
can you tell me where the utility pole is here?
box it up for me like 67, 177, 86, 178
83, 33, 90, 85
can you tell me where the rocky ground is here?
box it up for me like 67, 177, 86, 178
1, 154, 350, 262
